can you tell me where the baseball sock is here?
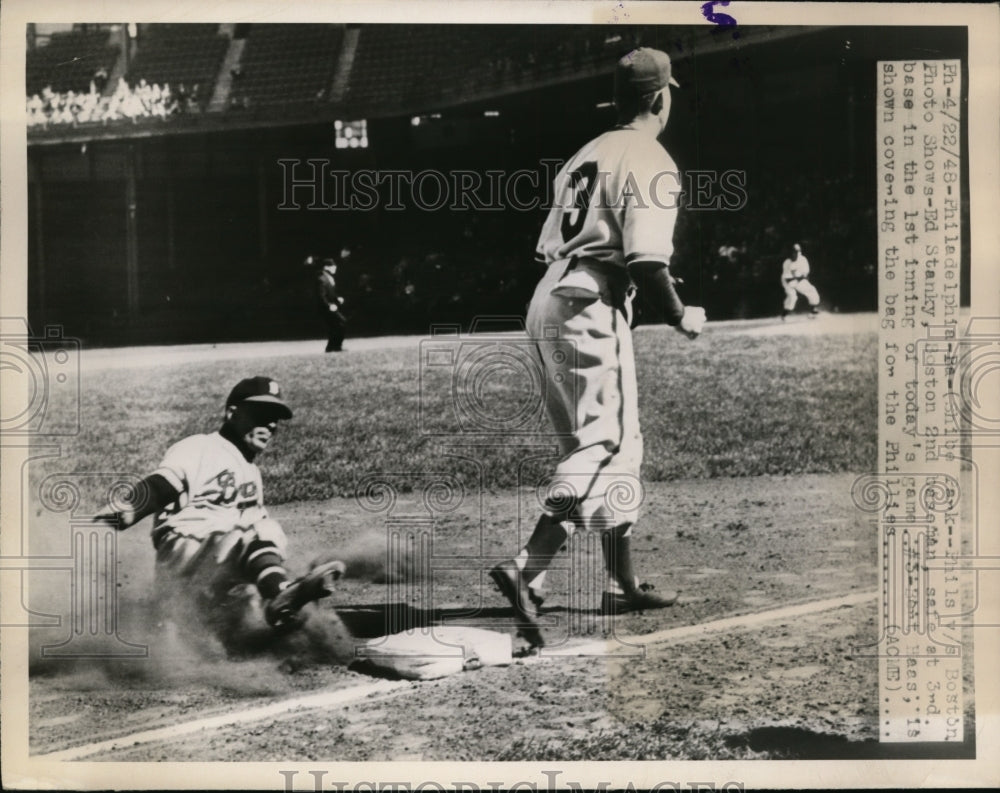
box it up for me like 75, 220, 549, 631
601, 524, 637, 595
515, 514, 569, 590
241, 539, 288, 600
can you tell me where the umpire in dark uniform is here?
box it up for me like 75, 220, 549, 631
316, 256, 347, 352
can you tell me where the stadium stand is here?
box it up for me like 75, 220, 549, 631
125, 24, 229, 110
230, 24, 344, 109
27, 79, 184, 127
346, 24, 435, 110
346, 24, 611, 112
26, 29, 120, 96
27, 23, 928, 344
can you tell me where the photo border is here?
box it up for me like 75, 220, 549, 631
2, 1, 998, 789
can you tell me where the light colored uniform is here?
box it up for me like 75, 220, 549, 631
528, 127, 679, 532
151, 432, 287, 594
781, 253, 820, 311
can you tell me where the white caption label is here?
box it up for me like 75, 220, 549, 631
875, 59, 964, 743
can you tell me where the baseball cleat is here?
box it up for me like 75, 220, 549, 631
265, 560, 345, 628
602, 583, 678, 615
490, 561, 545, 649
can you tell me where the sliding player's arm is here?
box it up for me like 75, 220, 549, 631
93, 473, 180, 530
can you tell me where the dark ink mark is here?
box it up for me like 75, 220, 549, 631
701, 0, 737, 25
702, 0, 739, 36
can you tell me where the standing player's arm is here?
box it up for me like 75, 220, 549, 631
628, 260, 705, 338
93, 473, 180, 531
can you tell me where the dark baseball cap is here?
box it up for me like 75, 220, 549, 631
226, 376, 293, 419
615, 47, 680, 97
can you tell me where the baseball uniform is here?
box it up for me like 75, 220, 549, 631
528, 128, 681, 531
781, 245, 820, 316
151, 431, 286, 589
491, 48, 703, 649
318, 260, 347, 352
96, 377, 343, 633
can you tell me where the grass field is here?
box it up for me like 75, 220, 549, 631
35, 317, 877, 505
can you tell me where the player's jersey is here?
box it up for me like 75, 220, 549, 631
782, 255, 810, 281
151, 432, 267, 540
535, 127, 680, 270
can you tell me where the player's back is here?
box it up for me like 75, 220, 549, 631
536, 127, 679, 270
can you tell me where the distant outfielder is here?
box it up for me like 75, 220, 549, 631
490, 48, 706, 649
781, 243, 820, 319
95, 376, 345, 638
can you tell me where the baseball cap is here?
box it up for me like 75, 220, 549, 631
615, 47, 680, 97
226, 376, 293, 419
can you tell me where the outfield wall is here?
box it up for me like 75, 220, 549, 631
25, 25, 970, 347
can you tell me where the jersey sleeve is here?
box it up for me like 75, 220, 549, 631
621, 144, 680, 267
152, 435, 202, 495
534, 161, 570, 264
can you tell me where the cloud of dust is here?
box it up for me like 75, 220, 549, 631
314, 529, 425, 584
28, 584, 356, 692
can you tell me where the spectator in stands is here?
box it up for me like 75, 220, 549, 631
27, 77, 182, 127
26, 92, 45, 125
93, 66, 109, 93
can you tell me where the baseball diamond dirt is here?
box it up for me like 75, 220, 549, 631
20, 314, 977, 761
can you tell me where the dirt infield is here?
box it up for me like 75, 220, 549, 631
22, 311, 963, 766
28, 472, 885, 761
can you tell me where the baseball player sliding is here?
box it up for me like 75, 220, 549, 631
490, 48, 706, 649
95, 376, 345, 640
781, 243, 820, 319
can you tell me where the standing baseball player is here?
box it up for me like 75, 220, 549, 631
490, 48, 706, 649
317, 256, 347, 352
780, 243, 820, 319
94, 376, 345, 639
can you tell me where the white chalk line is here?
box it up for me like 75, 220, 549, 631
37, 591, 876, 761
36, 679, 410, 762
538, 590, 877, 657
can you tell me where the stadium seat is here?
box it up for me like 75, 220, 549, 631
125, 25, 229, 110
26, 29, 120, 95
234, 24, 344, 108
